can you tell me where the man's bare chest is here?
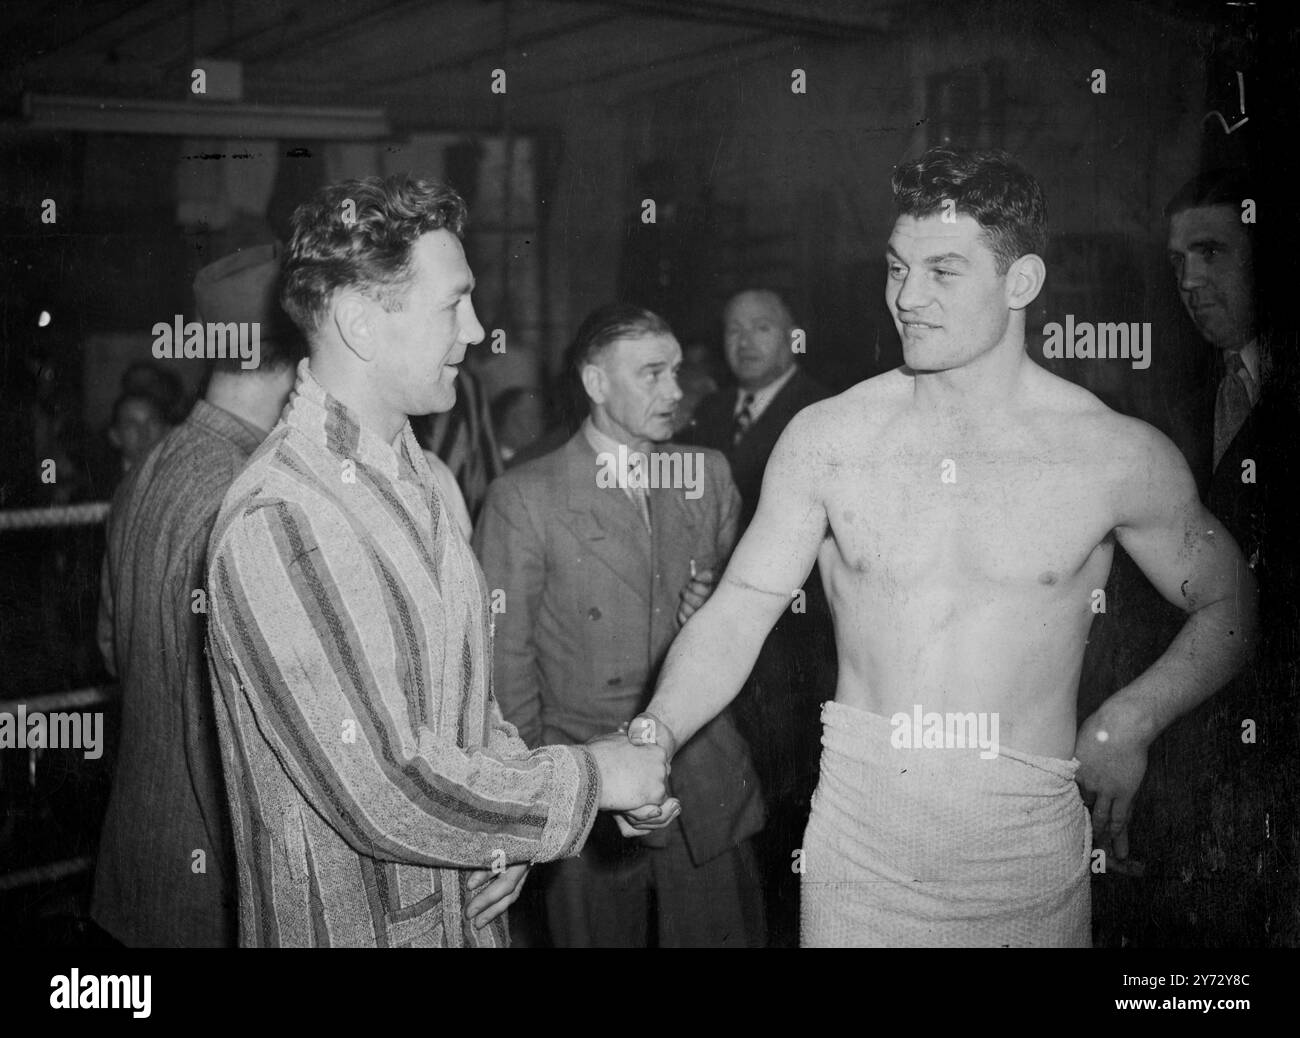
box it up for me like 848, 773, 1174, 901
823, 447, 1116, 593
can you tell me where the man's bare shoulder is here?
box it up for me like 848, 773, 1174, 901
760, 370, 912, 484
782, 368, 912, 441
1022, 363, 1188, 484
832, 366, 913, 411
1024, 362, 1123, 428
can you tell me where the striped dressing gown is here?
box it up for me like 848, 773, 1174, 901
205, 360, 599, 947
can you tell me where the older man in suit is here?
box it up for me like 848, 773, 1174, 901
684, 289, 831, 945
475, 303, 765, 947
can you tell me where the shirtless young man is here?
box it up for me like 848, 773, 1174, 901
620, 147, 1257, 947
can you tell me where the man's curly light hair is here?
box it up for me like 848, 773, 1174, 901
281, 174, 468, 337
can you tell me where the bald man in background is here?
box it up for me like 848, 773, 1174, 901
688, 290, 829, 526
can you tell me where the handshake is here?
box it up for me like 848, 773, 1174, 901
586, 713, 681, 837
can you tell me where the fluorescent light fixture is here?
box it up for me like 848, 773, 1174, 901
22, 93, 390, 139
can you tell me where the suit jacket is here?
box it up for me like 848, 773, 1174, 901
685, 368, 831, 526
1129, 375, 1300, 945
1206, 377, 1300, 764
1207, 384, 1299, 572
92, 401, 253, 947
474, 432, 765, 867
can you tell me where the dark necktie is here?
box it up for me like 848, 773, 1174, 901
1213, 351, 1254, 468
731, 392, 756, 447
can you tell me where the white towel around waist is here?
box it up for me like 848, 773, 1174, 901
800, 700, 1092, 948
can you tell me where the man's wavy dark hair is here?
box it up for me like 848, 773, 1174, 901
1164, 167, 1254, 227
892, 146, 1048, 274
281, 174, 468, 337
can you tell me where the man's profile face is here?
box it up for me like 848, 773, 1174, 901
885, 213, 1013, 372
1166, 205, 1255, 352
590, 333, 683, 446
372, 229, 484, 417
723, 292, 795, 391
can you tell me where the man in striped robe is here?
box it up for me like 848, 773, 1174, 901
205, 175, 669, 947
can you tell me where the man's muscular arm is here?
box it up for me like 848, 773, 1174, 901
639, 409, 830, 755
1077, 421, 1258, 854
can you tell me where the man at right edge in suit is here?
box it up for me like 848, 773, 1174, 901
1141, 168, 1300, 945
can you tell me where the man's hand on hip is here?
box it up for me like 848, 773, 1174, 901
1074, 698, 1152, 863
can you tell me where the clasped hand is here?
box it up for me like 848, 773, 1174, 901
585, 716, 681, 838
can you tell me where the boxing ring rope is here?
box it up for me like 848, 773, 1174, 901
0, 501, 110, 531
0, 857, 96, 894
0, 683, 119, 717
0, 502, 118, 892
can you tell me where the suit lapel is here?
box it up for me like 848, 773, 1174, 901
727, 370, 813, 463
746, 370, 807, 438
1212, 400, 1261, 480
564, 433, 652, 602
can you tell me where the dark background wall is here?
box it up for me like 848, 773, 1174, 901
559, 0, 1216, 430
2, 0, 1245, 427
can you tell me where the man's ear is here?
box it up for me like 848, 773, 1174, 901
580, 362, 607, 406
332, 291, 378, 362
1006, 253, 1046, 311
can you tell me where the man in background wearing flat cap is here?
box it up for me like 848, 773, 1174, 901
91, 243, 304, 946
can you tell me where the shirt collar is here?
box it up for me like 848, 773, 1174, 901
284, 358, 426, 485
581, 417, 655, 475
736, 364, 798, 420
583, 417, 651, 455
